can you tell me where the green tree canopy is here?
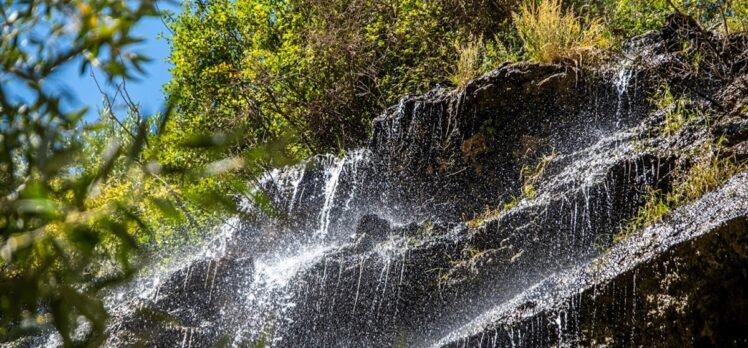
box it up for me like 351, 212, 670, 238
166, 0, 521, 156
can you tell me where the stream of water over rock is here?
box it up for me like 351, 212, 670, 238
34, 19, 748, 347
84, 57, 648, 347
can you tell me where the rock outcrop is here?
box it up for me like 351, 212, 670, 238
437, 174, 748, 347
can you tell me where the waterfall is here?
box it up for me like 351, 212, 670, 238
613, 61, 633, 126
232, 243, 338, 346
53, 29, 748, 347
98, 67, 647, 346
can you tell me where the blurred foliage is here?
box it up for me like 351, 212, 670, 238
0, 1, 160, 345
0, 0, 294, 345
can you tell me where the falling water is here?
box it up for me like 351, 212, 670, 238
316, 150, 370, 238
45, 32, 748, 347
613, 61, 634, 127
233, 243, 339, 346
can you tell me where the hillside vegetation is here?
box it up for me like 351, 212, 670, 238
1, 0, 746, 344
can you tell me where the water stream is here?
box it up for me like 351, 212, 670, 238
35, 37, 747, 346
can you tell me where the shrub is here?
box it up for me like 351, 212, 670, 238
167, 0, 519, 155
580, 0, 748, 43
482, 34, 522, 69
725, 1, 748, 33
513, 0, 607, 63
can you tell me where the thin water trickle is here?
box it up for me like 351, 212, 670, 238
614, 61, 634, 127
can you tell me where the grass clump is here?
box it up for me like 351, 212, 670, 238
513, 0, 607, 64
465, 195, 522, 229
616, 139, 746, 242
451, 37, 484, 88
521, 150, 557, 185
466, 205, 502, 229
519, 150, 557, 200
451, 35, 521, 89
652, 83, 696, 136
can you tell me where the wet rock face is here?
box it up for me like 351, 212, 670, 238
353, 214, 392, 250
591, 217, 748, 347
369, 62, 643, 221
440, 175, 748, 347
87, 16, 748, 348
105, 255, 254, 346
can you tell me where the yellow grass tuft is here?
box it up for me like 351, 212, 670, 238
451, 37, 484, 88
513, 0, 607, 64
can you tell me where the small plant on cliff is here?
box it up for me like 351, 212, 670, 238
513, 0, 607, 64
520, 150, 558, 195
452, 37, 484, 88
652, 83, 696, 136
521, 152, 554, 183
466, 205, 501, 229
615, 187, 671, 243
616, 138, 746, 242
451, 34, 523, 89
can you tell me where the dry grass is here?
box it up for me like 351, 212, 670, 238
451, 37, 484, 88
512, 0, 607, 64
465, 205, 501, 229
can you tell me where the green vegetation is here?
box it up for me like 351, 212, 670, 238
578, 0, 748, 42
616, 139, 746, 242
465, 149, 556, 229
165, 0, 748, 158
166, 0, 519, 155
616, 82, 742, 245
3, 0, 748, 345
164, 0, 748, 161
450, 34, 522, 88
451, 37, 484, 88
521, 150, 557, 196
652, 83, 698, 136
0, 1, 161, 344
466, 206, 501, 230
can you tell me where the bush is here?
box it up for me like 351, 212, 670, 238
513, 0, 607, 63
166, 0, 519, 155
579, 0, 748, 42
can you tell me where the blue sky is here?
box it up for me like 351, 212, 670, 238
55, 4, 180, 122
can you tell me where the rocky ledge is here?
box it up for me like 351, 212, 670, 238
436, 173, 748, 347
